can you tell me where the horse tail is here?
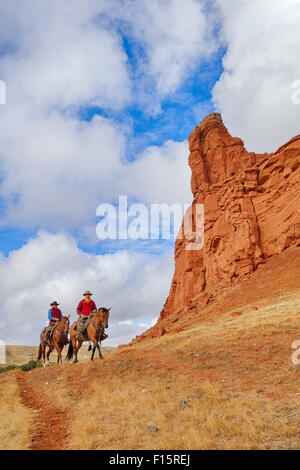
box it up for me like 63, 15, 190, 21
66, 341, 74, 361
37, 343, 42, 362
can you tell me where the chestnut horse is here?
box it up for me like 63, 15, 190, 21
37, 315, 70, 367
66, 307, 110, 363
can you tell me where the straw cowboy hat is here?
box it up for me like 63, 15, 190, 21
83, 290, 93, 296
50, 301, 59, 306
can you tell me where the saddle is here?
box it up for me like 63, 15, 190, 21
75, 313, 95, 341
44, 322, 59, 346
75, 312, 107, 342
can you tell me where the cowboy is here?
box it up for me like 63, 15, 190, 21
46, 301, 62, 341
76, 290, 108, 341
76, 290, 97, 336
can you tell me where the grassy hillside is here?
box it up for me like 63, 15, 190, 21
1, 247, 300, 450
1, 283, 300, 450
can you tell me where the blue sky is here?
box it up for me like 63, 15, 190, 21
0, 0, 299, 346
0, 18, 224, 257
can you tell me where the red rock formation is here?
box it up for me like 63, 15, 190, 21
131, 113, 300, 343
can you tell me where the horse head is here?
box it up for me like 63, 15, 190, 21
98, 307, 110, 329
61, 315, 70, 334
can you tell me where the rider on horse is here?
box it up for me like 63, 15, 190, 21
46, 301, 62, 341
76, 290, 108, 340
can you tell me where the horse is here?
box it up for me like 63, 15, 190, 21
66, 307, 110, 363
37, 315, 70, 367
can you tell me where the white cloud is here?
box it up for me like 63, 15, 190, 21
0, 231, 173, 346
113, 0, 217, 96
0, 0, 131, 110
0, 104, 191, 232
0, 108, 126, 230
121, 140, 192, 205
0, 1, 194, 233
0, 0, 216, 109
213, 0, 300, 152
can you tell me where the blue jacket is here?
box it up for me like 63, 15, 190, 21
48, 307, 62, 322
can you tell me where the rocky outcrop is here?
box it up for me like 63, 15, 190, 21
131, 113, 300, 343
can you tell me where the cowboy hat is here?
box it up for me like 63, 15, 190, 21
50, 301, 59, 306
83, 290, 93, 296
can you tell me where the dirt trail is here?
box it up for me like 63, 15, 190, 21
16, 372, 69, 450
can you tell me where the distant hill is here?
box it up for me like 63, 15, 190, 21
2, 344, 116, 366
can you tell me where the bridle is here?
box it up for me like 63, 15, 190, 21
91, 309, 108, 337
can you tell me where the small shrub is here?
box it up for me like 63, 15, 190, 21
0, 364, 18, 374
19, 360, 40, 372
0, 360, 41, 374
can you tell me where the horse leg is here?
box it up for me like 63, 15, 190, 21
42, 344, 46, 368
46, 346, 52, 366
96, 343, 103, 360
90, 337, 99, 361
54, 342, 62, 364
57, 348, 62, 364
74, 338, 82, 364
70, 335, 78, 363
91, 343, 97, 361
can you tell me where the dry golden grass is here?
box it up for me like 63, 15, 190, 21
131, 289, 300, 353
0, 373, 33, 450
64, 288, 300, 450
3, 285, 300, 450
67, 374, 298, 450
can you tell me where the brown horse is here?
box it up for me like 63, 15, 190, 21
37, 315, 70, 367
66, 307, 110, 363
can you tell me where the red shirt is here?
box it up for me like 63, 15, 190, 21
77, 299, 97, 317
49, 307, 62, 324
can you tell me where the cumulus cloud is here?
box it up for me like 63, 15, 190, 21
0, 231, 173, 345
121, 140, 191, 205
0, 1, 194, 234
0, 0, 131, 110
0, 0, 216, 109
0, 104, 191, 232
0, 110, 124, 230
112, 0, 217, 97
213, 0, 300, 152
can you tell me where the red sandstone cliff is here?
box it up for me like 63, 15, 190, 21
130, 113, 300, 344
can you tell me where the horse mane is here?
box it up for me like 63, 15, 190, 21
98, 307, 109, 313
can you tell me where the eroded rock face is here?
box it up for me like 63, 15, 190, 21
132, 113, 300, 343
